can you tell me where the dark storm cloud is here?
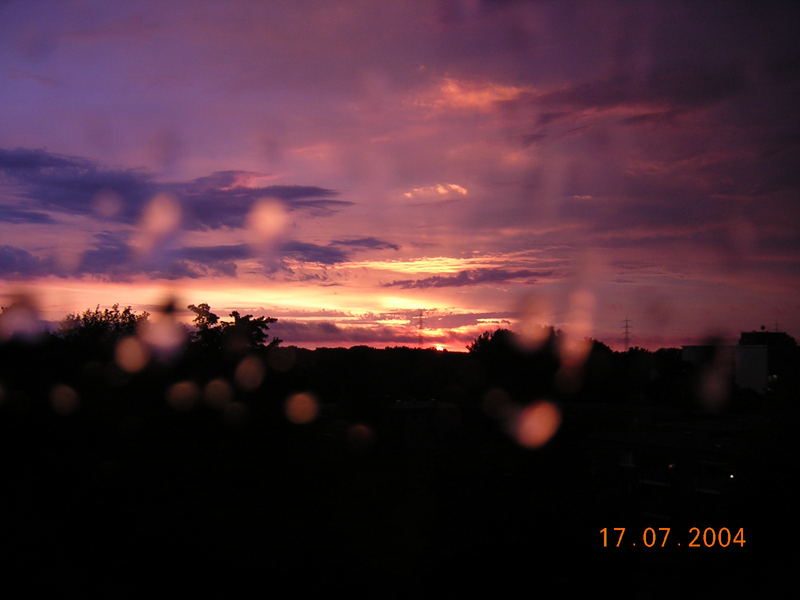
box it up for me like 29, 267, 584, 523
759, 132, 800, 160
0, 147, 84, 170
76, 230, 131, 275
0, 245, 48, 277
269, 317, 487, 347
174, 241, 355, 277
0, 238, 382, 281
0, 147, 152, 222
73, 231, 215, 280
519, 133, 548, 147
269, 319, 422, 346
167, 170, 349, 229
619, 109, 684, 127
0, 147, 349, 229
173, 244, 252, 263
0, 205, 54, 224
330, 237, 400, 251
539, 62, 748, 115
383, 268, 551, 289
272, 320, 343, 340
557, 189, 716, 233
0, 231, 358, 281
279, 241, 349, 265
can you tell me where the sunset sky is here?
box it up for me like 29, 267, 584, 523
1, 0, 799, 350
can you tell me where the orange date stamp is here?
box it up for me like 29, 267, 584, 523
600, 527, 746, 549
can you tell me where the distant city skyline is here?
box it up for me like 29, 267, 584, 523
2, 1, 798, 350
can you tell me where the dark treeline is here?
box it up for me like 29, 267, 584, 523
0, 302, 796, 596
1, 301, 789, 417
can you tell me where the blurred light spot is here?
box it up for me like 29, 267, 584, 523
555, 365, 584, 395
115, 336, 149, 373
514, 400, 561, 448
557, 290, 595, 370
92, 189, 123, 218
234, 355, 265, 391
166, 381, 200, 411
698, 344, 732, 411
139, 315, 186, 358
285, 392, 318, 424
516, 294, 553, 351
729, 474, 735, 479
246, 198, 286, 246
50, 384, 78, 415
134, 193, 182, 253
142, 193, 181, 236
700, 366, 729, 410
557, 335, 592, 369
204, 378, 233, 408
0, 295, 44, 341
435, 344, 445, 351
347, 423, 375, 450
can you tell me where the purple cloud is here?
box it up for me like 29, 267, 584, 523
537, 61, 747, 115
0, 205, 55, 224
330, 237, 399, 251
0, 245, 49, 277
383, 268, 552, 289
0, 147, 349, 230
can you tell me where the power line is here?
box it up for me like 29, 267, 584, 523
415, 308, 436, 348
623, 317, 631, 351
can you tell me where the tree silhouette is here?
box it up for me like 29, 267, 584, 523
187, 303, 281, 353
467, 327, 562, 397
188, 302, 219, 330
223, 310, 280, 351
59, 303, 149, 340
187, 302, 223, 350
466, 328, 517, 354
